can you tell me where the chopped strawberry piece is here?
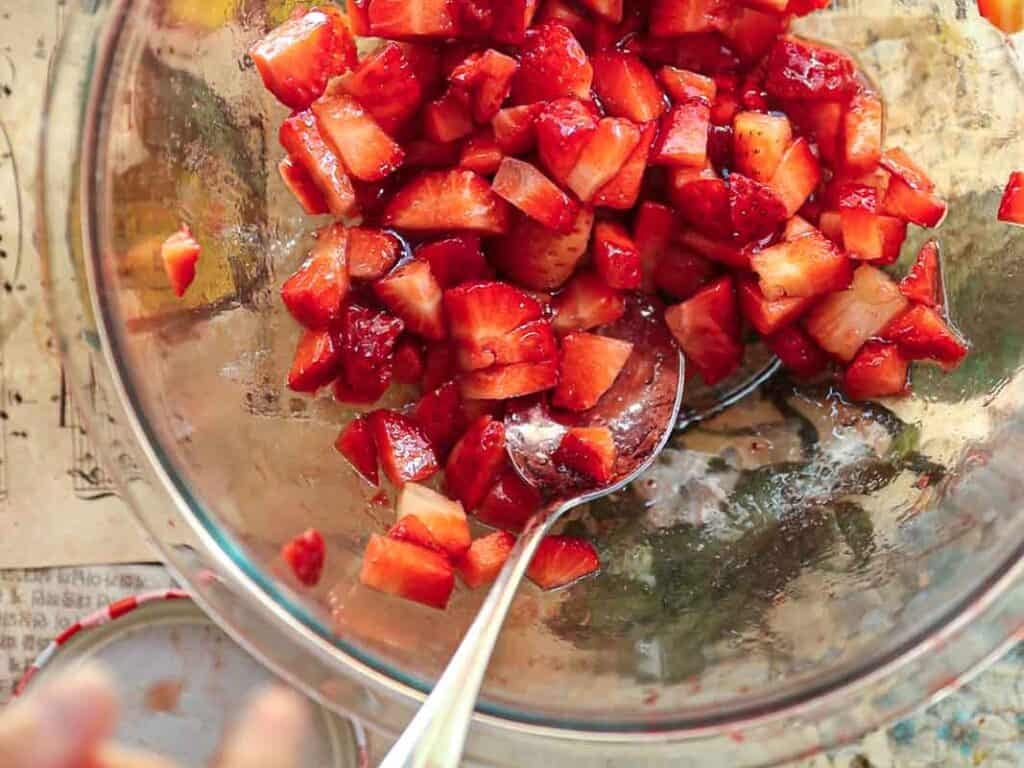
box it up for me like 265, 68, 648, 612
998, 171, 1024, 224
457, 531, 517, 588
312, 94, 405, 182
830, 181, 880, 212
411, 380, 465, 458
457, 318, 557, 371
770, 137, 822, 217
512, 23, 594, 104
900, 239, 943, 307
423, 88, 477, 143
654, 246, 718, 300
367, 0, 458, 38
567, 117, 642, 202
460, 130, 504, 175
457, 49, 520, 123
593, 221, 644, 291
652, 102, 710, 167
346, 227, 401, 280
710, 88, 741, 126
367, 409, 439, 485
658, 66, 717, 104
445, 280, 544, 346
665, 276, 744, 385
279, 110, 357, 218
492, 158, 580, 232
348, 0, 372, 33
460, 360, 560, 399
591, 52, 667, 123
552, 271, 627, 334
535, 98, 600, 186
161, 226, 201, 298
374, 260, 447, 341
750, 229, 852, 299
492, 208, 596, 290
415, 236, 488, 289
783, 215, 817, 239
843, 341, 909, 400
729, 173, 788, 243
879, 147, 934, 191
672, 177, 734, 242
553, 332, 634, 411
359, 535, 455, 610
649, 0, 728, 36
720, 6, 786, 62
677, 227, 750, 269
384, 169, 511, 234
393, 337, 426, 384
732, 112, 792, 183
764, 325, 829, 379
288, 328, 342, 393
634, 201, 679, 291
881, 305, 968, 369
527, 535, 600, 589
881, 176, 947, 228
492, 104, 542, 155
842, 90, 883, 172
593, 121, 658, 209
764, 36, 858, 101
403, 139, 462, 168
804, 264, 908, 362
281, 223, 349, 329
445, 415, 507, 509
278, 156, 330, 216
282, 528, 326, 587
250, 6, 356, 110
978, 0, 1024, 33
818, 210, 843, 244
492, 0, 541, 43
335, 42, 426, 134
553, 426, 617, 484
537, 0, 596, 42
784, 99, 843, 162
420, 342, 457, 392
840, 210, 907, 264
397, 482, 471, 558
737, 275, 814, 335
477, 467, 541, 531
335, 417, 380, 485
387, 515, 446, 556
335, 305, 404, 402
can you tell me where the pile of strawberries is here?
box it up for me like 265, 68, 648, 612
247, 0, 972, 610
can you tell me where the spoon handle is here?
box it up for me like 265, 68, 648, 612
379, 505, 560, 768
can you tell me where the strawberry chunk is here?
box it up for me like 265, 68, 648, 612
750, 229, 852, 299
650, 0, 729, 36
764, 325, 830, 379
335, 42, 426, 134
335, 416, 379, 485
665, 276, 744, 385
367, 409, 439, 486
250, 6, 356, 110
998, 171, 1024, 225
829, 181, 881, 212
737, 275, 815, 335
278, 156, 329, 216
634, 201, 679, 291
899, 239, 942, 307
672, 177, 733, 242
411, 380, 466, 458
677, 228, 750, 269
445, 281, 544, 345
423, 88, 476, 143
492, 0, 542, 43
374, 260, 447, 341
281, 223, 349, 329
552, 271, 627, 334
161, 226, 201, 298
567, 118, 642, 202
764, 36, 858, 101
387, 515, 446, 556
416, 235, 492, 288
492, 208, 595, 290
720, 6, 786, 62
770, 137, 822, 217
593, 221, 642, 290
593, 121, 658, 210
336, 305, 405, 402
279, 110, 357, 218
460, 360, 560, 399
359, 535, 455, 610
492, 104, 542, 155
457, 531, 517, 588
367, 0, 458, 38
527, 535, 600, 589
881, 305, 968, 369
729, 173, 788, 243
553, 332, 634, 411
456, 319, 557, 371
842, 90, 883, 172
804, 264, 908, 362
477, 467, 541, 531
287, 328, 342, 393
553, 426, 617, 484
460, 130, 504, 175
312, 94, 405, 182
818, 210, 843, 244
537, 0, 596, 42
536, 98, 600, 186
384, 169, 511, 235
492, 158, 580, 232
879, 147, 934, 191
881, 176, 947, 228
732, 112, 792, 182
591, 52, 666, 123
652, 102, 710, 167
445, 415, 507, 510
843, 341, 909, 401
397, 482, 471, 558
347, 227, 400, 280
512, 23, 594, 104
453, 49, 520, 123
840, 210, 907, 264
394, 337, 426, 384
654, 246, 717, 300
658, 66, 717, 104
403, 139, 462, 168
282, 529, 326, 587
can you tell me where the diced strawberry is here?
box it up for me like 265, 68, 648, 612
250, 6, 356, 110
335, 305, 404, 402
591, 52, 666, 123
633, 201, 679, 291
729, 173, 788, 243
672, 177, 734, 241
512, 23, 594, 104
360, 534, 455, 610
658, 66, 717, 104
459, 360, 560, 399
998, 171, 1024, 225
770, 137, 822, 217
881, 305, 968, 369
367, 409, 439, 485
161, 226, 201, 298
732, 112, 792, 183
881, 176, 947, 228
282, 528, 326, 587
457, 531, 517, 588
374, 260, 446, 341
840, 210, 907, 264
567, 118, 642, 202
710, 88, 741, 126
553, 426, 617, 484
584, 0, 627, 21
393, 337, 426, 384
492, 104, 542, 155
526, 535, 600, 589
737, 275, 815, 335
278, 156, 330, 216
665, 276, 744, 385
335, 416, 380, 485
348, 0, 372, 33
335, 42, 426, 134
879, 147, 934, 191
410, 381, 465, 459
387, 515, 446, 556
415, 235, 490, 289
818, 210, 843, 244
654, 246, 717, 300
424, 88, 476, 143
462, 49, 520, 123
403, 139, 462, 168
552, 271, 627, 334
652, 102, 710, 167
978, 0, 1023, 33
445, 415, 507, 510
281, 223, 349, 329
649, 0, 728, 36
456, 318, 557, 371
445, 280, 544, 347
804, 264, 908, 362
279, 110, 357, 217
492, 208, 596, 290
750, 229, 851, 300
492, 158, 580, 233
492, 0, 541, 43
592, 221, 642, 290
678, 228, 750, 269
421, 342, 457, 392
288, 328, 342, 393
477, 467, 542, 531
396, 482, 471, 558
460, 129, 504, 175
384, 169, 511, 235
312, 94, 405, 182
764, 36, 858, 101
843, 341, 909, 400
764, 325, 830, 379
784, 100, 843, 163
720, 6, 787, 62
842, 89, 882, 172
829, 181, 880, 212
593, 121, 658, 209
899, 239, 942, 307
347, 227, 400, 281
553, 332, 634, 411
367, 0, 458, 38
535, 98, 600, 186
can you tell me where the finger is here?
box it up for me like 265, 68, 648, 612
91, 744, 181, 768
0, 664, 120, 768
216, 687, 310, 768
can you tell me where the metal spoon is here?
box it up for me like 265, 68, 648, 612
381, 296, 685, 768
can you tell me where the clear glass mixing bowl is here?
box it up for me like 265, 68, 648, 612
40, 0, 1024, 764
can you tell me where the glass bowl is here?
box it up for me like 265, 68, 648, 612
40, 0, 1024, 764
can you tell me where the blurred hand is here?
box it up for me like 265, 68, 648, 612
0, 664, 310, 768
